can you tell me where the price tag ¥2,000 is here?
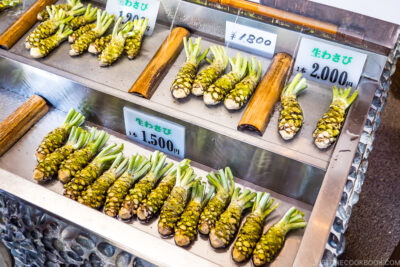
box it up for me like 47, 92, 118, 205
294, 37, 367, 87
123, 107, 185, 158
225, 21, 277, 58
105, 0, 160, 35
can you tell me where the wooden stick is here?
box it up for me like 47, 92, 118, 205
0, 0, 57, 50
238, 52, 292, 135
207, 0, 338, 36
129, 27, 190, 99
0, 95, 48, 156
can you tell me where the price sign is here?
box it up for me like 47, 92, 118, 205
294, 37, 367, 87
225, 21, 277, 58
105, 0, 160, 35
123, 107, 185, 158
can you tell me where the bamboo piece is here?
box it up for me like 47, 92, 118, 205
0, 95, 48, 156
207, 0, 338, 35
128, 27, 190, 99
238, 53, 292, 135
0, 0, 57, 50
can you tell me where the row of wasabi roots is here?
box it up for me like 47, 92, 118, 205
171, 37, 359, 149
0, 0, 21, 12
25, 0, 148, 66
33, 108, 307, 266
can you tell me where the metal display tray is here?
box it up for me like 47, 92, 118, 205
0, 90, 311, 267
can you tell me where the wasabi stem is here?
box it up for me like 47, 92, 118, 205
69, 4, 98, 30
88, 34, 112, 54
69, 23, 96, 44
137, 159, 190, 222
79, 153, 128, 209
198, 167, 235, 235
0, 0, 21, 12
58, 128, 110, 183
35, 108, 85, 161
278, 73, 307, 140
204, 53, 248, 105
63, 143, 124, 200
170, 37, 209, 99
158, 168, 197, 236
192, 45, 228, 96
232, 192, 279, 263
119, 151, 173, 220
174, 182, 215, 247
124, 18, 148, 59
224, 57, 262, 110
37, 0, 81, 21
30, 24, 73, 58
210, 188, 256, 248
104, 154, 151, 217
34, 127, 88, 182
70, 10, 114, 56
99, 18, 134, 66
253, 207, 307, 266
313, 86, 358, 149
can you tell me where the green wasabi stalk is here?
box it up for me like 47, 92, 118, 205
0, 0, 21, 12
69, 4, 98, 30
278, 73, 307, 140
37, 0, 80, 21
104, 154, 151, 217
30, 24, 73, 58
70, 10, 114, 56
191, 45, 228, 96
224, 57, 262, 110
88, 34, 112, 54
99, 18, 134, 66
170, 37, 209, 99
210, 188, 256, 248
63, 143, 124, 200
313, 86, 358, 149
204, 53, 248, 105
34, 127, 88, 182
58, 128, 110, 183
124, 18, 148, 59
36, 108, 85, 161
232, 192, 279, 263
26, 7, 75, 49
198, 167, 235, 235
253, 207, 307, 266
78, 153, 128, 209
137, 159, 190, 222
174, 182, 214, 247
119, 151, 173, 220
158, 168, 197, 236
68, 23, 96, 43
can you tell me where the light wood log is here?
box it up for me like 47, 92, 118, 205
238, 52, 292, 135
0, 95, 48, 156
0, 0, 57, 50
129, 27, 190, 99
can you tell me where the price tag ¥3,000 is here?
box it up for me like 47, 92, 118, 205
105, 0, 160, 35
124, 107, 185, 158
294, 37, 367, 87
225, 21, 277, 58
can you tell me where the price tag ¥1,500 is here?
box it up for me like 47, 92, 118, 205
105, 0, 160, 35
293, 37, 367, 87
225, 21, 277, 58
123, 107, 185, 158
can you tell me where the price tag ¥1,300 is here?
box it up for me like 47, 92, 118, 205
294, 37, 367, 87
123, 107, 185, 158
225, 21, 277, 58
105, 0, 160, 35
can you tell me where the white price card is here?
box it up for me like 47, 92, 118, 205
225, 21, 277, 58
124, 107, 185, 158
293, 37, 367, 87
105, 0, 160, 35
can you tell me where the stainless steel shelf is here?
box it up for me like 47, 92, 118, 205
0, 99, 312, 267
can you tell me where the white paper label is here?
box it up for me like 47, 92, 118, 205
225, 21, 277, 58
294, 37, 367, 87
123, 107, 185, 158
105, 0, 160, 35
